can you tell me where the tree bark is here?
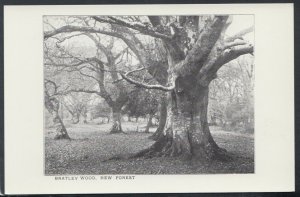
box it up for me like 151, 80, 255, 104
45, 95, 70, 140
144, 114, 154, 133
53, 115, 70, 140
149, 95, 167, 140
135, 84, 228, 161
109, 107, 123, 134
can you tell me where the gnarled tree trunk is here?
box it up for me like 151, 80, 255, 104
136, 81, 227, 161
45, 95, 70, 140
53, 115, 70, 140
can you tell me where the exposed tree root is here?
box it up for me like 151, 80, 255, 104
54, 132, 71, 140
148, 128, 163, 141
102, 135, 232, 163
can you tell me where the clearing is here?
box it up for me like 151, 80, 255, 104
45, 121, 254, 175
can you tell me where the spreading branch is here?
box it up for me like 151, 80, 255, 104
92, 16, 172, 40
59, 88, 100, 95
120, 69, 175, 91
226, 26, 254, 42
174, 16, 229, 77
44, 25, 124, 40
197, 42, 254, 86
222, 39, 249, 50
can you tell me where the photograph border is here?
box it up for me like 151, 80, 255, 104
0, 1, 300, 195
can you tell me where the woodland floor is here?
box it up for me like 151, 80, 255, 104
45, 120, 254, 175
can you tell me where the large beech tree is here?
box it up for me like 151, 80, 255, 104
44, 15, 253, 160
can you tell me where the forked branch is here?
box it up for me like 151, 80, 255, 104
120, 68, 175, 91
92, 16, 172, 40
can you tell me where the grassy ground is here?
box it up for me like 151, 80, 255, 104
45, 121, 254, 175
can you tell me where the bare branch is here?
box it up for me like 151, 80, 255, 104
222, 39, 248, 50
54, 33, 86, 43
44, 25, 124, 40
120, 70, 175, 91
59, 88, 100, 95
226, 26, 254, 42
197, 43, 254, 86
124, 66, 146, 76
45, 59, 89, 68
76, 68, 99, 81
92, 16, 172, 40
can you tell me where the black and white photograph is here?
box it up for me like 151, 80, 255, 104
3, 3, 295, 194
43, 15, 254, 175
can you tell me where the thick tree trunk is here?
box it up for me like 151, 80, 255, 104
144, 114, 154, 133
45, 96, 70, 140
149, 95, 167, 140
135, 85, 228, 161
109, 108, 123, 134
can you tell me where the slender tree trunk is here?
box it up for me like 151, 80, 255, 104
45, 95, 70, 140
109, 107, 123, 134
72, 113, 80, 124
78, 111, 88, 124
144, 114, 154, 133
147, 116, 154, 127
82, 113, 88, 124
135, 85, 228, 161
149, 95, 167, 140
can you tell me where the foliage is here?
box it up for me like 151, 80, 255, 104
125, 87, 160, 118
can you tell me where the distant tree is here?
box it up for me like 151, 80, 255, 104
208, 55, 254, 132
62, 92, 91, 124
91, 101, 112, 123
